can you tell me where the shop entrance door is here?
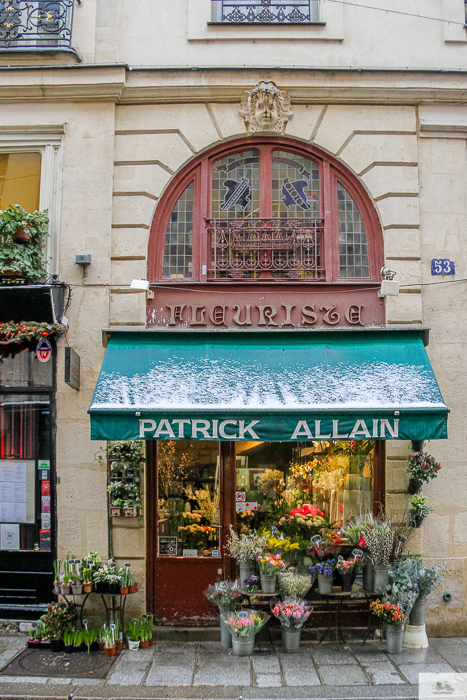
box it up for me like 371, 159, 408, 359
147, 441, 236, 624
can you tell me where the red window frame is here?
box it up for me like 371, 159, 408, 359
148, 136, 383, 285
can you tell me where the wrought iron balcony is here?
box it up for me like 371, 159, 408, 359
211, 0, 320, 23
206, 217, 325, 280
0, 1, 75, 50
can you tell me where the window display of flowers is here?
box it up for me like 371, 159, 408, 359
257, 554, 285, 575
225, 526, 269, 562
180, 511, 202, 525
178, 523, 217, 550
407, 451, 441, 484
272, 598, 313, 628
243, 576, 259, 593
277, 568, 313, 598
224, 611, 268, 638
204, 582, 244, 612
278, 504, 326, 543
335, 557, 364, 574
309, 559, 336, 577
370, 599, 406, 626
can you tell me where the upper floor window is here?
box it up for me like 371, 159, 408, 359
149, 138, 382, 285
211, 0, 320, 23
0, 1, 75, 50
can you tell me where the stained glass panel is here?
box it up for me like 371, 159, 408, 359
212, 151, 260, 219
338, 182, 369, 279
272, 151, 320, 219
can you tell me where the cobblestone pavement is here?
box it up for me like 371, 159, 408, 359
0, 635, 466, 699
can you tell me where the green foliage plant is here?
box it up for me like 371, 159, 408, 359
0, 205, 49, 282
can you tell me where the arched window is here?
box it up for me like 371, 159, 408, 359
149, 138, 382, 284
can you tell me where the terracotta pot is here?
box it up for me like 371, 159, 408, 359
140, 640, 150, 649
115, 640, 123, 651
104, 645, 116, 657
128, 585, 136, 593
83, 582, 93, 593
98, 641, 105, 651
13, 225, 30, 244
148, 638, 153, 646
120, 587, 128, 595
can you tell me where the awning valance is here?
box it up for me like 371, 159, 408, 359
88, 330, 449, 442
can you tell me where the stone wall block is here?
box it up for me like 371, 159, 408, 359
385, 259, 421, 287
386, 441, 412, 459
421, 513, 451, 558
111, 259, 147, 286
339, 134, 418, 175
378, 196, 420, 229
113, 195, 157, 228
285, 104, 325, 140
116, 104, 220, 153
386, 460, 409, 492
363, 165, 419, 200
114, 164, 171, 200
115, 134, 193, 172
384, 228, 421, 260
454, 512, 467, 555
205, 103, 245, 140
112, 227, 150, 259
112, 524, 146, 558
385, 293, 423, 323
430, 138, 467, 175
313, 105, 416, 155
109, 291, 147, 325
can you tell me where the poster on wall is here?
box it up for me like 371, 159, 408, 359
158, 536, 178, 556
0, 523, 20, 550
0, 460, 35, 525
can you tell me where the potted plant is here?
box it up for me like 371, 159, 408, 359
409, 558, 445, 626
39, 601, 74, 652
204, 582, 244, 649
110, 499, 123, 517
336, 557, 364, 592
83, 567, 93, 594
410, 495, 433, 528
128, 572, 137, 594
71, 573, 83, 596
225, 526, 269, 582
119, 567, 129, 595
93, 566, 111, 593
0, 205, 49, 281
370, 599, 406, 654
243, 575, 259, 593
363, 521, 394, 593
407, 451, 441, 494
257, 554, 285, 593
272, 598, 312, 653
63, 629, 74, 653
309, 560, 336, 595
103, 629, 116, 657
126, 621, 140, 650
224, 610, 269, 656
139, 617, 152, 648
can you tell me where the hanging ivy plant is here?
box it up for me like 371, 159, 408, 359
0, 321, 66, 344
0, 205, 49, 282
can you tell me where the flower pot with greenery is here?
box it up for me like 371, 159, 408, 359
119, 567, 129, 595
128, 572, 137, 594
272, 598, 312, 653
309, 560, 336, 595
126, 621, 140, 650
336, 557, 364, 592
0, 205, 49, 281
407, 451, 441, 494
257, 554, 285, 593
83, 567, 93, 594
139, 617, 153, 648
39, 601, 74, 651
409, 558, 445, 626
410, 495, 433, 528
224, 611, 269, 656
370, 599, 406, 653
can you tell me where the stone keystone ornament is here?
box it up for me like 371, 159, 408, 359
240, 80, 293, 134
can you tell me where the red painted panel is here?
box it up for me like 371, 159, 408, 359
147, 284, 384, 328
153, 557, 222, 624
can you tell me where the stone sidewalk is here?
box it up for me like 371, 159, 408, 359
0, 634, 466, 700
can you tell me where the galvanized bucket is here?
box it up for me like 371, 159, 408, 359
282, 626, 301, 653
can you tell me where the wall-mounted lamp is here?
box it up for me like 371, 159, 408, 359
378, 266, 399, 297
130, 279, 154, 299
76, 254, 91, 279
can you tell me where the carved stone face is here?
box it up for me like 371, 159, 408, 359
254, 90, 279, 130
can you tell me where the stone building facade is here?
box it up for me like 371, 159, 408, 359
0, 0, 466, 634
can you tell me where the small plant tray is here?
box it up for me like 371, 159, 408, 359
27, 640, 51, 649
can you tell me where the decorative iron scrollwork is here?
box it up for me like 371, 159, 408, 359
0, 1, 74, 48
219, 0, 312, 23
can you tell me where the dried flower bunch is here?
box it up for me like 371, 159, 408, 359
370, 599, 405, 626
277, 568, 313, 598
364, 522, 394, 565
225, 526, 269, 562
272, 598, 313, 628
407, 451, 441, 483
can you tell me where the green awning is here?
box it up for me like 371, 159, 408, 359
88, 330, 449, 442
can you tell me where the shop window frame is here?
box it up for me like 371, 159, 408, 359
148, 136, 383, 286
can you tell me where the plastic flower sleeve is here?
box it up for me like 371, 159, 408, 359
203, 581, 244, 612
271, 597, 313, 629
224, 610, 270, 638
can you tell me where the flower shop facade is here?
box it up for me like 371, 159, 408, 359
88, 134, 449, 624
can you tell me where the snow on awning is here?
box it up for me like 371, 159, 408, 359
88, 330, 449, 442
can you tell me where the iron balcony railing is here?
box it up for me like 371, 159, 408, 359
206, 217, 325, 280
0, 0, 75, 49
211, 0, 320, 23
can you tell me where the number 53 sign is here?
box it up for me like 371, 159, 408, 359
431, 259, 455, 275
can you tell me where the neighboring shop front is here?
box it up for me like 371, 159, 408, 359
89, 133, 449, 624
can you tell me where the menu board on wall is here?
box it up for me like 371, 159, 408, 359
0, 460, 35, 525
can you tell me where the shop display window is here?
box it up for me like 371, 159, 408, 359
157, 441, 220, 557
235, 440, 373, 542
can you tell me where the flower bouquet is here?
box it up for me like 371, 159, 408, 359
363, 520, 394, 593
224, 610, 269, 656
370, 599, 406, 654
272, 598, 312, 653
309, 559, 336, 595
225, 526, 269, 581
407, 451, 441, 493
277, 568, 313, 598
204, 581, 244, 649
257, 554, 285, 593
335, 557, 364, 592
243, 576, 259, 593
